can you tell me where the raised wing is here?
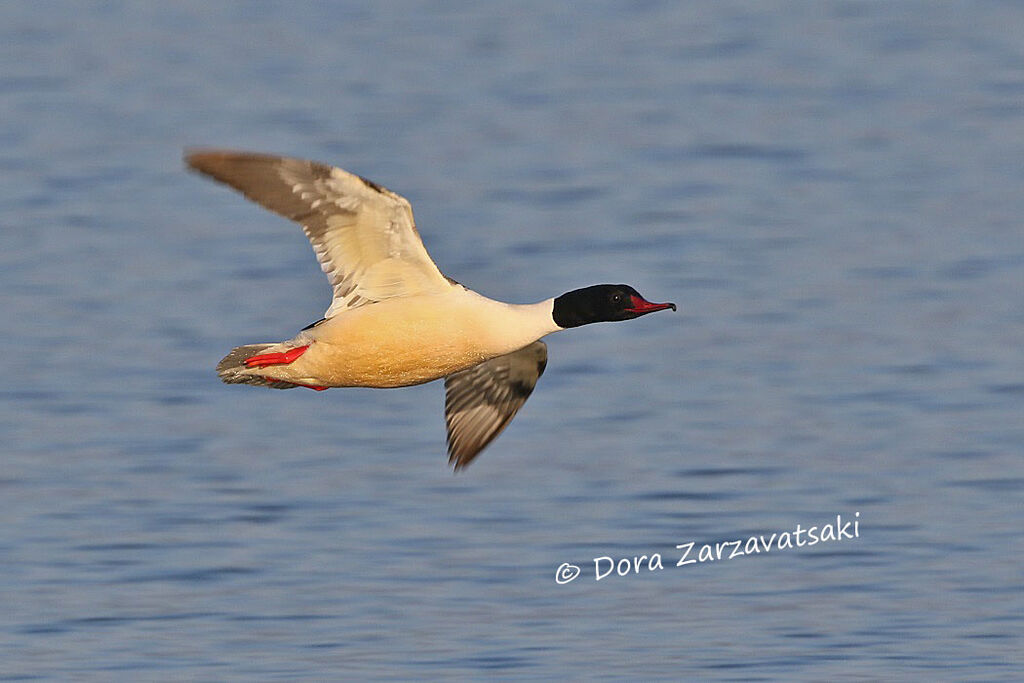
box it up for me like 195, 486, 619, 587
186, 150, 451, 317
443, 341, 548, 470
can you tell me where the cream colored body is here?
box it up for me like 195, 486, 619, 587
250, 287, 559, 388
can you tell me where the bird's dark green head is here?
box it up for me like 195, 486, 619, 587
552, 284, 676, 329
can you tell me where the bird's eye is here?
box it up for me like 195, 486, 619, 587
610, 292, 623, 305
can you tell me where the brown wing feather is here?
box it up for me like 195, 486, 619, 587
443, 341, 548, 470
185, 150, 450, 316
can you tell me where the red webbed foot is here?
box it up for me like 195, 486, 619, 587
245, 345, 310, 368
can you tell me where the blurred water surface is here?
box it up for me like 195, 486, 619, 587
1, 1, 1022, 679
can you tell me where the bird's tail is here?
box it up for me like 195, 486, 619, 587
216, 344, 297, 390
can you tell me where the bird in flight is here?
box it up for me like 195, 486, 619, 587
187, 150, 675, 469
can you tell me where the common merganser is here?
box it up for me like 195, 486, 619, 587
187, 150, 675, 469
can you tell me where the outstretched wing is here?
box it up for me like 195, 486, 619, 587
443, 341, 548, 470
186, 150, 452, 317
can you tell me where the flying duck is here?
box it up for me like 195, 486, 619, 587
186, 150, 675, 469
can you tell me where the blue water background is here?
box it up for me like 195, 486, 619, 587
1, 1, 1022, 679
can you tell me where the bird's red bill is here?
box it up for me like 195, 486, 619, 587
626, 295, 677, 314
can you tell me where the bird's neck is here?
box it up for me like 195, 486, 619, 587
506, 298, 561, 340
463, 291, 561, 354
